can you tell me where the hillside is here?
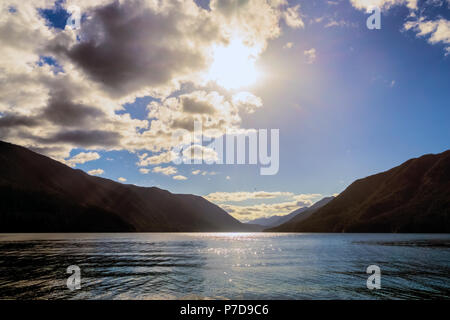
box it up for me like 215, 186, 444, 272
0, 141, 256, 232
267, 197, 334, 232
269, 151, 450, 232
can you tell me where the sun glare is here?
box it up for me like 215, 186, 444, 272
207, 39, 261, 90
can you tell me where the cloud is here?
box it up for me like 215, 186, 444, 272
152, 166, 177, 176
282, 5, 305, 28
88, 168, 104, 175
192, 169, 217, 176
139, 168, 150, 174
53, 0, 215, 98
0, 115, 40, 129
201, 171, 217, 176
118, 177, 127, 182
324, 19, 358, 28
220, 197, 321, 221
349, 0, 418, 10
292, 193, 323, 204
41, 87, 106, 127
404, 18, 450, 54
221, 201, 301, 219
304, 48, 316, 64
52, 0, 305, 98
40, 129, 122, 148
283, 42, 294, 49
349, 1, 448, 55
205, 191, 296, 203
146, 90, 243, 139
173, 175, 187, 180
231, 92, 263, 114
64, 151, 100, 167
0, 0, 306, 163
181, 92, 218, 115
205, 192, 323, 220
137, 151, 177, 166
182, 145, 219, 162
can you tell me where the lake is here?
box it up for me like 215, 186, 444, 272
0, 233, 449, 299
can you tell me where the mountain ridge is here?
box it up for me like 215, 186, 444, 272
267, 150, 450, 233
246, 207, 309, 227
267, 196, 334, 232
0, 140, 258, 232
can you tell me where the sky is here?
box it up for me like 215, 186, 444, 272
1, 0, 449, 222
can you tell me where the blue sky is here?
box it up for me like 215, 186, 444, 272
67, 1, 450, 193
3, 0, 450, 221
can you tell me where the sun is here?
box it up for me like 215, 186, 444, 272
206, 39, 261, 90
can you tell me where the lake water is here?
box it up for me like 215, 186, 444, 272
0, 233, 449, 300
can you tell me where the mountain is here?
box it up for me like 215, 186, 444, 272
268, 151, 450, 233
266, 197, 334, 232
246, 207, 309, 227
0, 140, 258, 232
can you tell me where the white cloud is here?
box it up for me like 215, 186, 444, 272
283, 5, 305, 28
192, 169, 217, 176
201, 171, 217, 176
205, 191, 295, 203
350, 1, 449, 55
283, 42, 294, 49
304, 48, 317, 64
145, 90, 244, 144
222, 197, 323, 221
139, 168, 150, 174
232, 92, 263, 114
349, 0, 418, 10
182, 145, 219, 162
404, 18, 450, 54
173, 175, 188, 180
64, 152, 100, 167
118, 177, 127, 182
88, 168, 104, 175
324, 19, 357, 28
137, 151, 177, 166
205, 192, 323, 220
292, 193, 323, 204
152, 166, 178, 176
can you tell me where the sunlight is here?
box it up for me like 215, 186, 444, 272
206, 38, 261, 90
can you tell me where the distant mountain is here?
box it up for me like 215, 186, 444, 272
246, 207, 309, 227
266, 197, 334, 232
0, 141, 258, 232
269, 151, 450, 233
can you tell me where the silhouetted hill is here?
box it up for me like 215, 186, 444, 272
0, 141, 256, 232
267, 197, 334, 232
269, 151, 450, 233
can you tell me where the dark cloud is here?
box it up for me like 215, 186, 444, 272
0, 84, 105, 135
172, 117, 196, 131
40, 129, 121, 147
181, 96, 216, 114
28, 145, 69, 157
212, 0, 251, 17
42, 90, 105, 126
58, 0, 212, 96
0, 114, 39, 128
